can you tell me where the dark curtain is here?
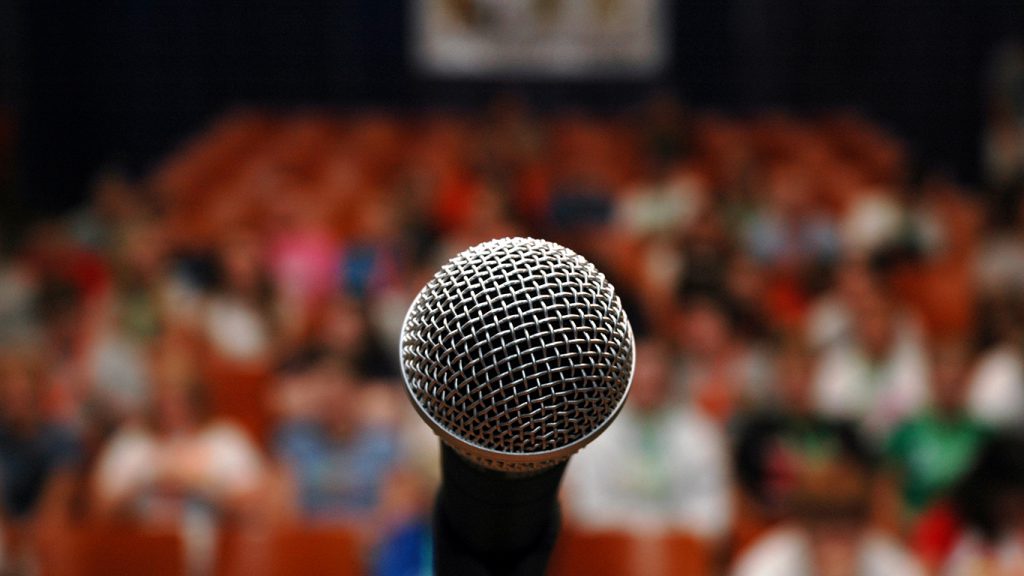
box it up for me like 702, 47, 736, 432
10, 0, 1024, 213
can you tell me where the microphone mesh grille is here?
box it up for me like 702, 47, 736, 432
400, 237, 634, 473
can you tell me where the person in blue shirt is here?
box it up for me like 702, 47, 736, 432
272, 347, 400, 522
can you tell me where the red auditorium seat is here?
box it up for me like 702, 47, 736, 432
216, 525, 364, 576
41, 525, 185, 576
203, 355, 273, 445
548, 529, 709, 576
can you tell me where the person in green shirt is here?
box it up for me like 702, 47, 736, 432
884, 340, 990, 522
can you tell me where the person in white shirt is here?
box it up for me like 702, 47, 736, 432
967, 343, 1024, 429
202, 232, 273, 364
92, 381, 265, 523
813, 286, 930, 446
966, 296, 1024, 429
92, 380, 265, 574
564, 339, 732, 540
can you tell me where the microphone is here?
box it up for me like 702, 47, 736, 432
400, 237, 634, 575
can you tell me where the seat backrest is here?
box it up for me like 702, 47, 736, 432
268, 526, 363, 576
549, 529, 709, 576
203, 357, 272, 445
216, 525, 364, 576
70, 525, 184, 576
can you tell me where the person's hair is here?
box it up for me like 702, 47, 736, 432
678, 288, 740, 331
35, 278, 82, 325
975, 293, 1024, 351
209, 234, 275, 308
275, 345, 331, 376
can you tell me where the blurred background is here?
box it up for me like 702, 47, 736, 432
2, 1, 1024, 575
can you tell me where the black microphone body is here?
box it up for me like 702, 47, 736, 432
434, 445, 566, 575
400, 238, 634, 576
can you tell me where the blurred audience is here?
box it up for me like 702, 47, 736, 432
1, 94, 1024, 574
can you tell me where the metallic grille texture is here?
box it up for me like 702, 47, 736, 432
400, 237, 634, 473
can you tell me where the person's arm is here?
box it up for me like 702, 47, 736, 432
197, 423, 266, 519
91, 432, 152, 519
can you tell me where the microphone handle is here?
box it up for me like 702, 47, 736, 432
433, 444, 568, 576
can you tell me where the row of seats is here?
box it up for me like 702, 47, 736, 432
38, 524, 360, 576
33, 524, 710, 576
549, 531, 710, 576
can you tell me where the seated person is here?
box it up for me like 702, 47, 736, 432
675, 293, 772, 425
0, 353, 81, 571
271, 348, 400, 524
813, 286, 930, 446
92, 380, 265, 524
883, 340, 989, 525
0, 353, 81, 521
966, 296, 1024, 429
735, 338, 864, 523
564, 339, 732, 540
731, 415, 923, 576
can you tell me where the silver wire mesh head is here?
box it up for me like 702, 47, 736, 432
400, 237, 634, 473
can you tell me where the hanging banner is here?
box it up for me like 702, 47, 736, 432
413, 0, 667, 78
